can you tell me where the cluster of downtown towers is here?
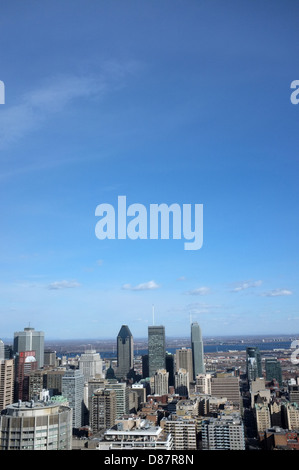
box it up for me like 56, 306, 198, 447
117, 321, 205, 381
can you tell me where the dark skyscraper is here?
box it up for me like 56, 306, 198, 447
148, 325, 166, 377
142, 355, 149, 379
166, 352, 174, 387
191, 322, 205, 380
116, 325, 133, 379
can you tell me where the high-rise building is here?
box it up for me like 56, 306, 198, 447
0, 399, 72, 450
246, 347, 262, 382
174, 369, 189, 397
201, 414, 245, 450
105, 381, 128, 419
255, 403, 271, 433
250, 378, 270, 408
0, 359, 14, 412
191, 322, 205, 379
89, 389, 116, 433
128, 388, 139, 413
14, 351, 38, 401
165, 352, 174, 387
44, 369, 66, 396
44, 350, 57, 367
289, 384, 299, 404
131, 383, 147, 405
62, 369, 85, 429
148, 326, 166, 378
210, 374, 241, 408
195, 373, 212, 395
142, 354, 149, 378
154, 369, 169, 395
175, 348, 193, 383
13, 327, 44, 369
283, 402, 299, 430
116, 325, 133, 379
4, 344, 13, 360
269, 401, 282, 428
79, 348, 103, 382
28, 369, 45, 400
87, 377, 106, 399
265, 357, 282, 386
161, 415, 197, 450
0, 340, 4, 361
84, 377, 106, 421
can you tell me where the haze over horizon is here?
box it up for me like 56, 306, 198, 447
1, 331, 297, 346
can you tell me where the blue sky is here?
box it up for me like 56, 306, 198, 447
0, 0, 298, 340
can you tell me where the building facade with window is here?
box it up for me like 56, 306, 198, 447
0, 398, 72, 450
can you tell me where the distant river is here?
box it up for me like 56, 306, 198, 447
94, 340, 293, 359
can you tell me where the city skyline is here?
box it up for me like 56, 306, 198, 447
0, 1, 298, 340
1, 321, 296, 347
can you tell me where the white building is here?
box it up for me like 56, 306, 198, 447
195, 373, 212, 395
97, 417, 172, 450
161, 416, 197, 450
255, 403, 271, 433
175, 369, 189, 396
202, 414, 245, 450
283, 402, 299, 430
62, 369, 85, 429
79, 348, 103, 383
0, 398, 72, 450
154, 369, 169, 396
105, 381, 129, 419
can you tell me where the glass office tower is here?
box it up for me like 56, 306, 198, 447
148, 326, 166, 378
191, 322, 205, 380
265, 357, 282, 386
246, 347, 262, 381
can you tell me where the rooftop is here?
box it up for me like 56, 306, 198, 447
3, 397, 69, 416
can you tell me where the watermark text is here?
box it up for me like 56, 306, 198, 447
95, 196, 203, 251
290, 80, 299, 105
0, 80, 5, 104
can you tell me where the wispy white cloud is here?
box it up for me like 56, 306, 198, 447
261, 288, 293, 297
83, 259, 104, 273
47, 280, 81, 290
184, 286, 210, 296
231, 280, 263, 292
0, 60, 140, 150
184, 302, 222, 315
122, 280, 160, 291
0, 76, 99, 148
